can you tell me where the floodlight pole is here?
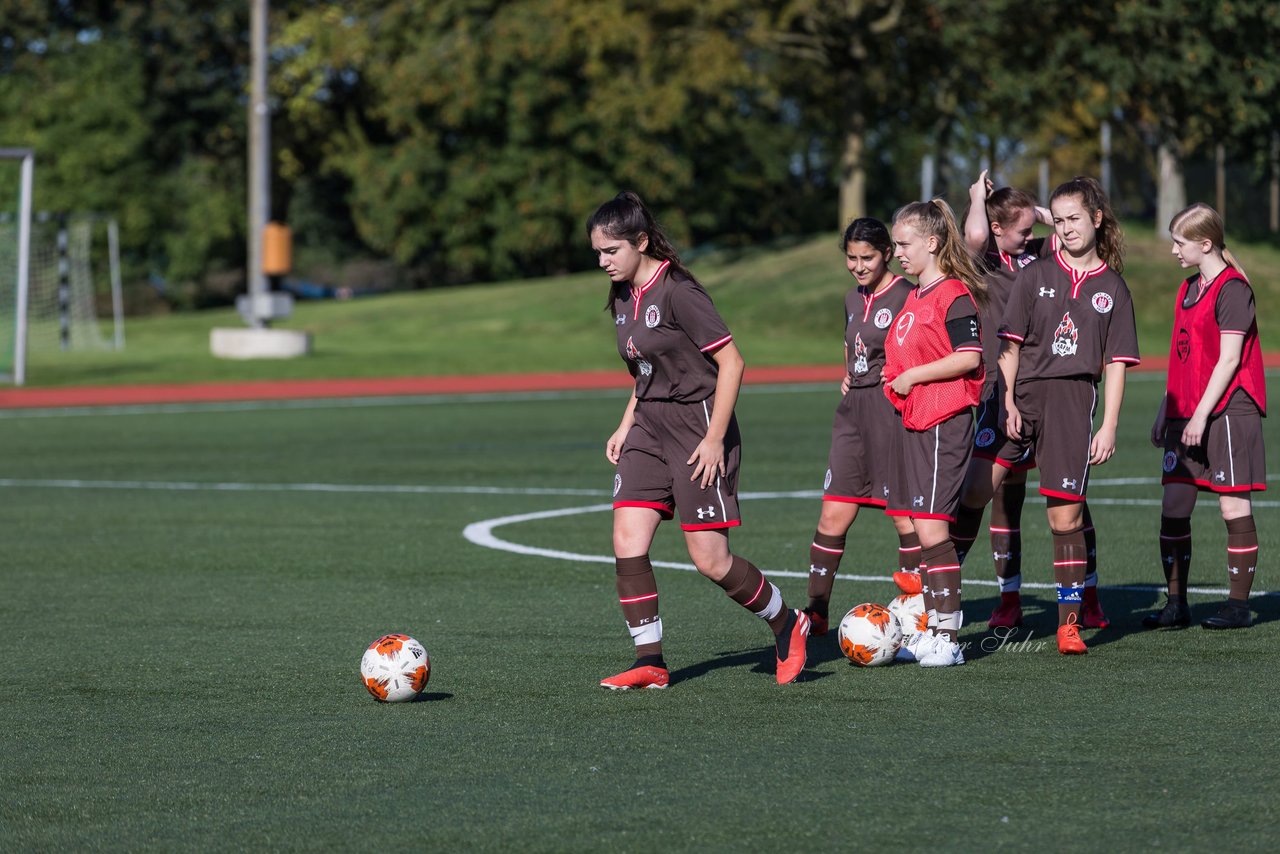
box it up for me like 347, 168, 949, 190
247, 0, 270, 329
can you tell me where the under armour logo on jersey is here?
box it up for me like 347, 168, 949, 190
638, 360, 653, 376
1062, 477, 1078, 490
696, 506, 716, 519
615, 314, 626, 326
810, 565, 828, 576
1039, 287, 1055, 298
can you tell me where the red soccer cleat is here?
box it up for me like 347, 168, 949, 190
1082, 586, 1110, 628
987, 591, 1023, 628
600, 665, 669, 691
893, 570, 923, 595
802, 607, 829, 637
776, 609, 810, 685
1057, 615, 1088, 655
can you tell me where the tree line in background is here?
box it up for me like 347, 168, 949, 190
1, 0, 1278, 310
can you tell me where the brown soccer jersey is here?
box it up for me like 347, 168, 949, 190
612, 261, 733, 402
845, 275, 914, 389
978, 237, 1049, 397
997, 251, 1139, 381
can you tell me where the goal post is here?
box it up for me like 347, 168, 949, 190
0, 147, 34, 385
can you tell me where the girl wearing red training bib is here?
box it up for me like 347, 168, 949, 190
882, 199, 986, 668
588, 192, 809, 690
1146, 203, 1266, 631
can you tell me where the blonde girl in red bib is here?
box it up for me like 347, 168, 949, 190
1147, 202, 1266, 630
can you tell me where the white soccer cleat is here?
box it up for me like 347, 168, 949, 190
916, 633, 965, 668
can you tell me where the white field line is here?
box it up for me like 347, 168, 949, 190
1, 477, 1273, 598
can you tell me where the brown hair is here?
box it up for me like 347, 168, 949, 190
1169, 202, 1249, 282
986, 187, 1038, 229
587, 191, 697, 310
893, 199, 987, 307
1050, 176, 1126, 273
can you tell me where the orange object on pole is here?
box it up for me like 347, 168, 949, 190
262, 222, 292, 276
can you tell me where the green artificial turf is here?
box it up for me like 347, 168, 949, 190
1, 376, 1277, 850
22, 226, 1280, 388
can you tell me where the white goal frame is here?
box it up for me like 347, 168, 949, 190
1, 147, 33, 385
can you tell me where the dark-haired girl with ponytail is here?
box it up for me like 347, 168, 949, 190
587, 191, 810, 689
956, 176, 1139, 656
1147, 202, 1265, 630
800, 218, 920, 640
881, 198, 987, 668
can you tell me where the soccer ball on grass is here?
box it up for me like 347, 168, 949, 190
360, 634, 430, 702
837, 603, 903, 667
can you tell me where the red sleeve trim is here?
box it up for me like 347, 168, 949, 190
700, 334, 733, 354
1219, 330, 1247, 336
1109, 356, 1141, 365
954, 345, 983, 353
997, 332, 1025, 342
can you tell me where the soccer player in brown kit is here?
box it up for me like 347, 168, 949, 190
587, 191, 810, 689
1146, 203, 1266, 630
952, 176, 1139, 656
802, 218, 921, 636
882, 200, 986, 668
958, 171, 1111, 630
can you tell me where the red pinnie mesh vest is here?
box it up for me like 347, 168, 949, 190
1166, 266, 1266, 418
883, 278, 984, 430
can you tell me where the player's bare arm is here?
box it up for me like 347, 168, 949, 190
1090, 361, 1127, 464
687, 341, 744, 488
606, 391, 640, 464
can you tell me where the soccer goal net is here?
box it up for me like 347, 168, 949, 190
1, 148, 124, 385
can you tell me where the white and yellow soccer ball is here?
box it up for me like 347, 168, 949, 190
888, 593, 928, 644
360, 634, 430, 702
837, 603, 903, 667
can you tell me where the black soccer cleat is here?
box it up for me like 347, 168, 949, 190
1141, 599, 1191, 629
1201, 603, 1252, 630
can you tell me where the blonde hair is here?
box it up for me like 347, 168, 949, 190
893, 199, 988, 307
1050, 176, 1126, 273
1169, 202, 1249, 282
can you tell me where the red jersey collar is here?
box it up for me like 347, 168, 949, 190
861, 275, 905, 321
632, 259, 670, 319
1053, 249, 1108, 297
915, 275, 950, 297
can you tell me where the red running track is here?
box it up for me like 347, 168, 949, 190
0, 355, 1269, 410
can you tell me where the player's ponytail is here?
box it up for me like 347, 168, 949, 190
1169, 202, 1249, 283
1051, 176, 1126, 274
587, 191, 698, 310
893, 199, 988, 308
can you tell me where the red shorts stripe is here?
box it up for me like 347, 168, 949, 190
1038, 487, 1085, 501
1161, 475, 1267, 494
679, 519, 742, 532
614, 501, 674, 518
822, 495, 889, 507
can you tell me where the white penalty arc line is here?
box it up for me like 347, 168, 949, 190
461, 496, 1276, 598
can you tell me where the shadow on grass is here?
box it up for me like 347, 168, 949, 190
669, 643, 837, 686
411, 692, 454, 703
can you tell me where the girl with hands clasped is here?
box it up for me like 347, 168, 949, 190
590, 191, 810, 690
1145, 203, 1265, 631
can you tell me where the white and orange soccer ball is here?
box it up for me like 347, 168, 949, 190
888, 593, 928, 644
837, 603, 903, 667
360, 634, 430, 702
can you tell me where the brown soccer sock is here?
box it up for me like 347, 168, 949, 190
990, 482, 1025, 592
1053, 525, 1087, 625
898, 529, 923, 574
1082, 501, 1099, 589
806, 531, 846, 618
1225, 516, 1259, 602
951, 504, 984, 566
616, 555, 663, 659
716, 555, 789, 634
921, 541, 963, 641
1159, 516, 1193, 600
